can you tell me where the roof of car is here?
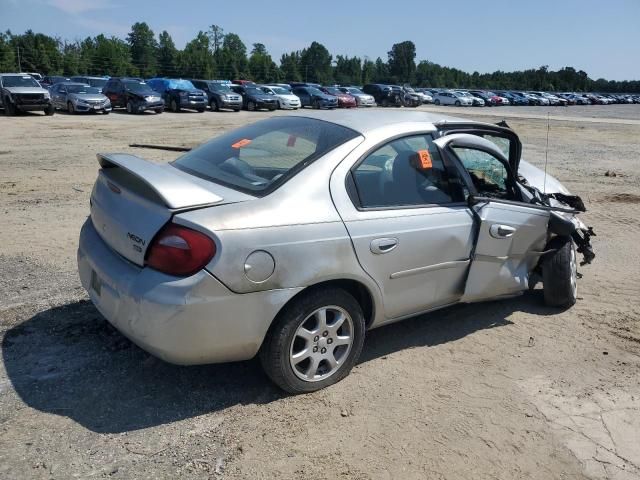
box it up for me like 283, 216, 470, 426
289, 110, 469, 135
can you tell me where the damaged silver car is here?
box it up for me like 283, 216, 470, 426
77, 111, 595, 393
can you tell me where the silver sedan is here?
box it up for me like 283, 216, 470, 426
50, 82, 111, 114
78, 111, 595, 393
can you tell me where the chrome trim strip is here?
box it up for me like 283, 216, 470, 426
390, 259, 470, 280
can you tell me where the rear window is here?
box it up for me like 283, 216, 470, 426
172, 117, 359, 196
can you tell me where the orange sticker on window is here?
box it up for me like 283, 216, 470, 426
286, 135, 297, 147
415, 150, 433, 169
231, 138, 252, 149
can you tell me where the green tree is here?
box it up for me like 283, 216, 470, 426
248, 43, 278, 83
217, 33, 248, 78
387, 40, 416, 83
0, 31, 16, 71
299, 41, 332, 84
180, 31, 215, 78
207, 25, 225, 54
157, 31, 178, 77
127, 22, 158, 77
280, 52, 302, 82
92, 34, 134, 76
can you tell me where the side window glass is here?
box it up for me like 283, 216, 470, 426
484, 135, 510, 158
352, 135, 463, 208
452, 148, 509, 198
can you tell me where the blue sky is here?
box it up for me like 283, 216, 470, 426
2, 0, 639, 80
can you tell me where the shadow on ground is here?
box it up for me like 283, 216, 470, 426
2, 292, 555, 433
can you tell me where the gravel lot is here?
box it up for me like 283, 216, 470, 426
1, 104, 639, 479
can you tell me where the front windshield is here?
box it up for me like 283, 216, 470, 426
307, 87, 323, 95
346, 87, 363, 94
246, 87, 264, 95
67, 85, 101, 94
168, 79, 196, 90
124, 82, 155, 95
211, 83, 231, 92
486, 91, 497, 96
324, 87, 341, 95
2, 75, 40, 88
172, 117, 359, 196
87, 78, 107, 88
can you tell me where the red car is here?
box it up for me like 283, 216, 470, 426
319, 86, 357, 108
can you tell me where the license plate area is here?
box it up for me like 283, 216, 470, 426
90, 270, 102, 296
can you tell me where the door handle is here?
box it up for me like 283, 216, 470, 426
370, 237, 398, 254
490, 224, 517, 239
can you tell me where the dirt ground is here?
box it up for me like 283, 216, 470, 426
0, 104, 639, 480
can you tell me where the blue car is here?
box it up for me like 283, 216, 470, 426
146, 78, 208, 112
291, 86, 338, 109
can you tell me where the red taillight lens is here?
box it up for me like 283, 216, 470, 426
146, 224, 216, 277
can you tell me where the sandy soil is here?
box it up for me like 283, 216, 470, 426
0, 104, 639, 480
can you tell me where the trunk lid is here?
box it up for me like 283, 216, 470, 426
90, 153, 249, 266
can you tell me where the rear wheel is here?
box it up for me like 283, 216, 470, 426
210, 99, 219, 111
260, 288, 365, 393
542, 236, 578, 308
126, 101, 135, 114
247, 100, 256, 111
313, 99, 321, 109
170, 99, 180, 112
67, 101, 75, 114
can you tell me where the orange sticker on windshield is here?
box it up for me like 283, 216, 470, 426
232, 138, 252, 149
415, 150, 433, 169
287, 135, 297, 147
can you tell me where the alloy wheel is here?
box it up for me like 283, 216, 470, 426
289, 306, 354, 382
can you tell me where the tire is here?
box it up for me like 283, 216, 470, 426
170, 99, 180, 112
210, 99, 219, 112
197, 108, 205, 113
126, 101, 134, 114
434, 99, 440, 105
381, 98, 389, 107
103, 110, 110, 115
67, 102, 75, 114
234, 108, 240, 112
455, 100, 461, 107
313, 99, 321, 110
155, 108, 163, 114
45, 104, 55, 116
542, 236, 578, 308
247, 100, 256, 111
4, 99, 16, 116
277, 100, 282, 110
260, 288, 366, 394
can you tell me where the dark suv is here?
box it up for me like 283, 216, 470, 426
102, 78, 165, 114
146, 78, 207, 112
290, 86, 338, 109
362, 84, 397, 107
230, 85, 278, 111
189, 80, 242, 112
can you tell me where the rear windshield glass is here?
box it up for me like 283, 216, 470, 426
172, 117, 359, 196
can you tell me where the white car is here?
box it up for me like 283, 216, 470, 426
433, 90, 473, 106
261, 85, 301, 109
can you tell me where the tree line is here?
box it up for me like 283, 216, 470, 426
1, 24, 638, 93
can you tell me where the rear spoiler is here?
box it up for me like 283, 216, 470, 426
97, 153, 223, 209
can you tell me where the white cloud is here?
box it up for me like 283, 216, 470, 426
45, 0, 113, 14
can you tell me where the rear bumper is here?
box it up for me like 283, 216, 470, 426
77, 219, 302, 365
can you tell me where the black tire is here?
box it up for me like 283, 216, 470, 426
542, 236, 578, 308
4, 99, 16, 116
45, 104, 55, 116
155, 108, 163, 114
260, 288, 366, 394
126, 101, 135, 114
312, 99, 321, 110
247, 100, 256, 111
434, 99, 440, 105
455, 100, 461, 107
197, 108, 205, 113
234, 108, 240, 112
67, 102, 75, 114
170, 98, 180, 112
210, 99, 219, 111
103, 110, 110, 115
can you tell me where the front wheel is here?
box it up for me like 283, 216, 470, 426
126, 101, 135, 114
455, 100, 461, 107
170, 99, 180, 112
210, 99, 219, 111
434, 99, 441, 105
542, 236, 578, 308
67, 102, 75, 114
247, 100, 256, 111
45, 104, 55, 116
313, 99, 321, 110
260, 288, 366, 393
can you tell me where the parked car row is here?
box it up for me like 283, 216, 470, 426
2, 71, 640, 116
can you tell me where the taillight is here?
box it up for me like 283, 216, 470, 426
146, 224, 216, 277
